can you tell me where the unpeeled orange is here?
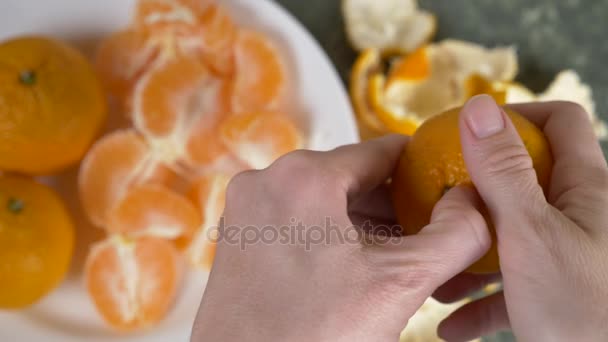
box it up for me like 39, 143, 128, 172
0, 36, 107, 174
0, 176, 74, 308
391, 106, 553, 273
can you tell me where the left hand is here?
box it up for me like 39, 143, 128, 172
191, 135, 491, 342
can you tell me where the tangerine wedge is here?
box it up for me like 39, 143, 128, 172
189, 4, 237, 75
107, 183, 201, 244
95, 29, 158, 107
133, 56, 210, 137
186, 173, 230, 269
132, 55, 230, 166
232, 30, 286, 113
221, 112, 301, 169
78, 129, 172, 227
134, 0, 199, 36
85, 236, 180, 330
183, 77, 232, 167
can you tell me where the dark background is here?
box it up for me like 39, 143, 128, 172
275, 0, 608, 340
276, 0, 608, 159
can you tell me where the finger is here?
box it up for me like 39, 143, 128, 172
459, 95, 549, 236
433, 273, 501, 304
349, 184, 396, 222
373, 185, 491, 300
348, 184, 399, 230
507, 101, 608, 206
323, 134, 408, 199
438, 292, 510, 342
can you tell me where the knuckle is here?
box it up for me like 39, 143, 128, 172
555, 101, 590, 121
267, 150, 342, 199
225, 170, 258, 203
434, 203, 491, 253
269, 150, 319, 178
481, 142, 535, 179
459, 211, 492, 252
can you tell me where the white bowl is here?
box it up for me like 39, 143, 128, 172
0, 0, 359, 341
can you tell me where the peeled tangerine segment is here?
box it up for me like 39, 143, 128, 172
186, 173, 231, 269
85, 236, 179, 330
133, 0, 201, 35
183, 4, 238, 75
232, 30, 286, 113
133, 55, 211, 137
78, 129, 172, 227
107, 183, 201, 243
133, 55, 229, 166
183, 77, 232, 166
95, 29, 158, 106
221, 112, 302, 170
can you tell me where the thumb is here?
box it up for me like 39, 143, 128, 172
459, 95, 548, 235
378, 186, 491, 301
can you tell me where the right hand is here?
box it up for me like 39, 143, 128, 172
435, 96, 608, 342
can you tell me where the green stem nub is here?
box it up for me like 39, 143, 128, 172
19, 70, 36, 85
7, 198, 24, 214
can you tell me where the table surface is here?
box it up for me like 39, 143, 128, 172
276, 0, 608, 159
274, 0, 608, 341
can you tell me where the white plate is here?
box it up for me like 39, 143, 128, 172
0, 0, 359, 341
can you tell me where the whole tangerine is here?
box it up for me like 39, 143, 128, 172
0, 36, 107, 174
391, 106, 553, 273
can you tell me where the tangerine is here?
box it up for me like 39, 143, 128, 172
0, 176, 74, 308
0, 36, 107, 174
391, 106, 553, 273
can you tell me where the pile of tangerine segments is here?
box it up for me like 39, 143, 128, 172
79, 0, 302, 330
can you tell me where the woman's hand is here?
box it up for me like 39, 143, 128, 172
436, 96, 608, 342
191, 135, 492, 342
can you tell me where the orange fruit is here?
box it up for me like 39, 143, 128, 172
221, 112, 302, 169
78, 129, 173, 227
85, 235, 179, 330
107, 183, 201, 245
0, 36, 107, 174
95, 29, 159, 108
391, 106, 553, 273
232, 30, 286, 113
186, 173, 230, 269
132, 55, 229, 167
0, 176, 74, 308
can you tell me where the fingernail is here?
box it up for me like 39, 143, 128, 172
463, 94, 505, 139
